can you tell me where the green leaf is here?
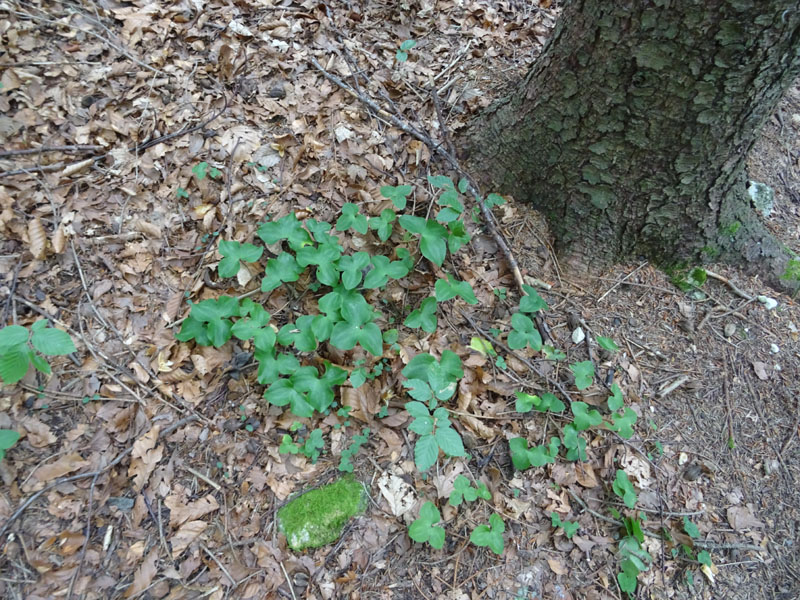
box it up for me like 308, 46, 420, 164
509, 437, 532, 471
485, 193, 505, 208
30, 353, 51, 375
596, 335, 619, 352
683, 517, 700, 539
543, 345, 566, 361
0, 325, 29, 351
192, 162, 209, 180
264, 379, 315, 418
571, 401, 603, 431
570, 361, 594, 390
399, 39, 417, 51
470, 514, 505, 555
414, 434, 439, 471
339, 252, 371, 289
403, 379, 434, 403
613, 469, 638, 509
435, 275, 478, 304
608, 407, 637, 439
262, 253, 303, 292
469, 336, 495, 356
427, 174, 454, 190
446, 220, 470, 254
617, 559, 640, 594
218, 240, 263, 278
607, 383, 624, 411
349, 368, 367, 389
380, 185, 412, 210
257, 213, 312, 250
404, 297, 438, 333
0, 347, 30, 383
398, 216, 447, 266
0, 429, 20, 451
508, 313, 542, 351
435, 425, 464, 457
358, 322, 384, 356
279, 434, 300, 455
336, 203, 368, 234
519, 285, 549, 313
363, 254, 409, 289
31, 327, 76, 356
395, 50, 408, 62
697, 550, 712, 567
368, 209, 397, 242
409, 501, 444, 549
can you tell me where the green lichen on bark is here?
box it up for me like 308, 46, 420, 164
277, 476, 366, 551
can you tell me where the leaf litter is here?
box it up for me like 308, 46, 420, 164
0, 1, 798, 599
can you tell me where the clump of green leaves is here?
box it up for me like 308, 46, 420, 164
339, 427, 370, 472
405, 402, 465, 471
279, 428, 325, 463
509, 436, 560, 470
0, 321, 76, 384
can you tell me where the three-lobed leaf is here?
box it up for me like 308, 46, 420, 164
507, 313, 543, 351
218, 240, 263, 278
434, 275, 478, 304
380, 185, 412, 210
570, 361, 594, 390
404, 297, 437, 333
408, 501, 445, 548
470, 513, 505, 555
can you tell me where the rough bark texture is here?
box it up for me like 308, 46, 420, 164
464, 0, 800, 288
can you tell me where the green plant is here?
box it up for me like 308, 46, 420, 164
409, 501, 445, 549
617, 515, 652, 596
449, 475, 491, 506
507, 313, 542, 351
551, 512, 579, 538
192, 161, 222, 180
515, 390, 565, 414
279, 428, 325, 463
406, 402, 465, 471
509, 437, 560, 470
596, 335, 619, 352
0, 321, 76, 384
395, 39, 417, 62
339, 427, 370, 472
470, 513, 505, 555
0, 429, 20, 462
570, 361, 595, 390
404, 297, 438, 333
612, 470, 637, 509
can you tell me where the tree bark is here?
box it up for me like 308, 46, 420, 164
463, 0, 800, 289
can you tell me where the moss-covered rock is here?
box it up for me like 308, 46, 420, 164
277, 476, 366, 551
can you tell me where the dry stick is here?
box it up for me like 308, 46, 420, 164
0, 145, 103, 158
705, 269, 756, 302
200, 543, 236, 586
596, 261, 648, 303
0, 94, 228, 178
0, 415, 198, 539
309, 57, 526, 295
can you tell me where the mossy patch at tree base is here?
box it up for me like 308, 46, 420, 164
277, 476, 367, 551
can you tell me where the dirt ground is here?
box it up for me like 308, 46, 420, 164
0, 1, 798, 599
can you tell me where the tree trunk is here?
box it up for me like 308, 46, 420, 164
463, 0, 800, 289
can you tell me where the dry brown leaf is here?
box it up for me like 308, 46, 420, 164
51, 223, 67, 254
170, 519, 207, 558
128, 426, 163, 492
19, 417, 57, 448
726, 505, 765, 531
28, 453, 89, 486
124, 547, 158, 598
165, 493, 219, 528
575, 462, 599, 488
28, 216, 47, 259
546, 556, 569, 575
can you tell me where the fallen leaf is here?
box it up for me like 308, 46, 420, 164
128, 426, 163, 492
170, 519, 207, 558
547, 557, 568, 575
124, 547, 158, 598
727, 505, 765, 531
28, 453, 89, 487
165, 493, 219, 528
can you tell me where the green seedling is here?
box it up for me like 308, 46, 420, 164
380, 184, 412, 210
192, 161, 222, 180
596, 335, 619, 352
435, 275, 478, 304
571, 401, 603, 430
519, 285, 549, 313
551, 512, 580, 538
508, 313, 543, 351
339, 427, 369, 472
336, 203, 368, 234
409, 501, 445, 549
395, 39, 417, 62
449, 475, 491, 506
470, 513, 505, 555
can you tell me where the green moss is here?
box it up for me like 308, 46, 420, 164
278, 476, 367, 551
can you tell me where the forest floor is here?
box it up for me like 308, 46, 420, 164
0, 1, 798, 599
